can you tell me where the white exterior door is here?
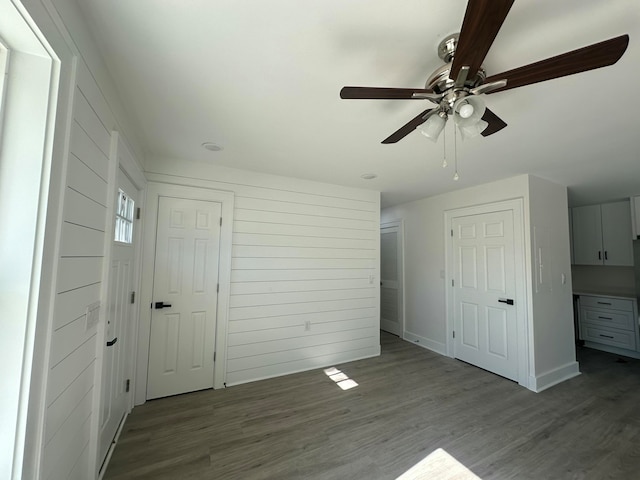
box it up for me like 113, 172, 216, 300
147, 196, 222, 399
452, 209, 518, 381
380, 225, 402, 336
99, 168, 138, 464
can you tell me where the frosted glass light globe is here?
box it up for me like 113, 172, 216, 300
459, 103, 474, 118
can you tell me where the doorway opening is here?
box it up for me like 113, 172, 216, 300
445, 199, 529, 387
380, 220, 404, 337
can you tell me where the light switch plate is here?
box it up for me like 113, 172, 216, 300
85, 301, 101, 331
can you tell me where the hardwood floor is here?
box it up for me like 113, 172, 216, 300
105, 332, 640, 479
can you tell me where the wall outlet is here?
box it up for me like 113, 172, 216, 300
305, 320, 311, 331
85, 301, 100, 331
368, 274, 375, 284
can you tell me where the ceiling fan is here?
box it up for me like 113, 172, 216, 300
340, 0, 629, 144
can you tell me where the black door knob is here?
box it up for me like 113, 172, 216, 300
155, 302, 172, 309
498, 298, 514, 305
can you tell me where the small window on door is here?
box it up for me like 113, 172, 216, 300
115, 189, 135, 243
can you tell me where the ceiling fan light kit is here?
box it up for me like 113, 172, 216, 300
419, 112, 447, 142
339, 0, 629, 154
459, 120, 489, 141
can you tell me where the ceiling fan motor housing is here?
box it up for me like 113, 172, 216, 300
427, 33, 486, 94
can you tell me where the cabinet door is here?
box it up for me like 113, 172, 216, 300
572, 205, 603, 265
601, 201, 633, 266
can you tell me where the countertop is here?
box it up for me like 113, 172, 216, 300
573, 290, 638, 301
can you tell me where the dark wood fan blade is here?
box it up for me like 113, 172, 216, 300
451, 0, 515, 81
481, 108, 507, 137
484, 35, 629, 94
382, 109, 435, 144
340, 86, 435, 99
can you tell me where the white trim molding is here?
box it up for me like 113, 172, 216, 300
529, 361, 581, 393
402, 331, 447, 356
444, 198, 531, 389
135, 182, 234, 405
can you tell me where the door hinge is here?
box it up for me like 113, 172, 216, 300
136, 207, 141, 219
130, 291, 135, 304
213, 352, 216, 362
451, 229, 453, 237
453, 331, 455, 338
217, 283, 219, 293
125, 379, 130, 392
452, 279, 454, 287
219, 217, 222, 226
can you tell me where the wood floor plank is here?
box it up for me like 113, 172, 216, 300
106, 332, 640, 479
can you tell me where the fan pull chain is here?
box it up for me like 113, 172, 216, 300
442, 126, 448, 168
453, 125, 459, 181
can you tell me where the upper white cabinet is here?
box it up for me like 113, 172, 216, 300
572, 201, 633, 266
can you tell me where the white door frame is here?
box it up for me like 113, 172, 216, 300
135, 182, 234, 405
113, 132, 146, 414
92, 131, 146, 476
0, 2, 60, 476
444, 199, 530, 387
380, 219, 405, 338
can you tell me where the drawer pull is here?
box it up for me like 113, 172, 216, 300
597, 302, 612, 305
599, 334, 614, 339
598, 316, 613, 320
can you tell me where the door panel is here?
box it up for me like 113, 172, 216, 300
380, 225, 402, 336
99, 168, 138, 465
453, 210, 518, 381
147, 197, 222, 399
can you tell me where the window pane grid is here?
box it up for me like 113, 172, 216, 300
115, 189, 134, 244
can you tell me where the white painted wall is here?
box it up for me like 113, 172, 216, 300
381, 175, 532, 352
527, 175, 577, 387
143, 159, 381, 388
16, 0, 379, 476
381, 174, 578, 391
17, 0, 146, 478
571, 265, 635, 296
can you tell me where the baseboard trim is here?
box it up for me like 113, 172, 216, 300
402, 331, 447, 356
225, 345, 381, 387
530, 361, 581, 393
98, 412, 128, 479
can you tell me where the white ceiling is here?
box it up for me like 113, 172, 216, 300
75, 0, 640, 208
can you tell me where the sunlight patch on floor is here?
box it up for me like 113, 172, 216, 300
395, 448, 481, 480
323, 367, 359, 390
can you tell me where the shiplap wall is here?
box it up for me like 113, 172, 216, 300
18, 0, 146, 477
145, 163, 380, 386
42, 62, 111, 479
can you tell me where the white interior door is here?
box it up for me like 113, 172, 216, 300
99, 168, 138, 464
380, 224, 402, 336
147, 196, 222, 399
452, 209, 518, 381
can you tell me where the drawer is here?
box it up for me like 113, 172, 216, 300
582, 325, 637, 350
581, 308, 635, 331
579, 296, 634, 312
